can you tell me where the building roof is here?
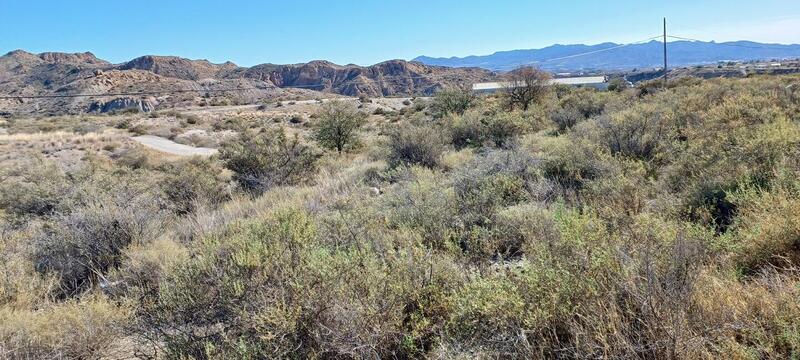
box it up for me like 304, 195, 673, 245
472, 76, 607, 91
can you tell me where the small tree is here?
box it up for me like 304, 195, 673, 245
430, 87, 476, 118
313, 100, 367, 153
503, 67, 551, 111
220, 128, 320, 194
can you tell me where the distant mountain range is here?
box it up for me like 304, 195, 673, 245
414, 40, 800, 72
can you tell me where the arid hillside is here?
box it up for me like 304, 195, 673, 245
0, 50, 495, 115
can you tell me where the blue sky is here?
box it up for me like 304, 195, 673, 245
1, 0, 799, 66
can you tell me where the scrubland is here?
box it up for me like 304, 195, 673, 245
2, 76, 800, 358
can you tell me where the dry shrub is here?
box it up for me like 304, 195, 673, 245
387, 124, 446, 169
136, 208, 459, 358
0, 296, 129, 359
724, 183, 800, 273
0, 158, 70, 219
220, 128, 320, 194
34, 198, 163, 297
159, 157, 231, 214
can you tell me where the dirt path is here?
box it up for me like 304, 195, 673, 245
132, 135, 218, 156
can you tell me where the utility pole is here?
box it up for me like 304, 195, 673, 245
663, 17, 668, 88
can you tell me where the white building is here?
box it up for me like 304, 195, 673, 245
472, 76, 608, 93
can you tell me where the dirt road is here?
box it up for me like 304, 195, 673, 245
132, 135, 218, 156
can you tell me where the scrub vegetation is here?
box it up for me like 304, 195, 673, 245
3, 74, 800, 359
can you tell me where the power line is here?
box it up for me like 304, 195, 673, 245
527, 35, 663, 66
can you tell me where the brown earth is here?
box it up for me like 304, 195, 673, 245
0, 50, 495, 115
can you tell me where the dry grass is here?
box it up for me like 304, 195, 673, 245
2, 75, 800, 358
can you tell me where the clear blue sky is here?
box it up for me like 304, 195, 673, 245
2, 0, 799, 66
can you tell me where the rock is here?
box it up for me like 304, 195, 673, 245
88, 96, 158, 113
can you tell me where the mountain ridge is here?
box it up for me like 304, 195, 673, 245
414, 40, 800, 71
0, 50, 495, 115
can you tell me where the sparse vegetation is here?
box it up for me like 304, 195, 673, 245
430, 87, 477, 117
313, 100, 367, 153
220, 128, 320, 194
3, 74, 800, 358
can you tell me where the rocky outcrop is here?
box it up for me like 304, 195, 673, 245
38, 52, 108, 65
234, 59, 494, 96
88, 97, 158, 113
119, 56, 240, 80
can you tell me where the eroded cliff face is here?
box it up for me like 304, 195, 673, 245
237, 59, 493, 96
0, 50, 495, 114
88, 96, 159, 113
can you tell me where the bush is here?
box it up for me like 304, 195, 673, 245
551, 107, 585, 132
0, 159, 70, 219
159, 157, 231, 214
607, 77, 630, 92
485, 111, 525, 148
0, 296, 129, 359
220, 128, 320, 194
382, 167, 459, 250
723, 184, 800, 272
387, 125, 446, 169
447, 112, 487, 149
593, 108, 669, 161
430, 87, 476, 118
453, 149, 539, 229
313, 100, 367, 153
34, 191, 164, 297
447, 110, 525, 149
540, 138, 607, 192
136, 208, 443, 358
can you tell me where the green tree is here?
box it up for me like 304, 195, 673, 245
313, 100, 367, 153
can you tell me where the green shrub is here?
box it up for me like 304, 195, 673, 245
453, 149, 539, 228
430, 87, 476, 118
594, 108, 670, 161
220, 128, 320, 194
447, 112, 487, 149
382, 167, 459, 250
0, 296, 129, 359
485, 112, 525, 148
447, 110, 525, 149
136, 208, 450, 358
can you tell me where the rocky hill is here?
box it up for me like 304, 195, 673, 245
119, 55, 239, 80
0, 50, 494, 115
235, 59, 492, 96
